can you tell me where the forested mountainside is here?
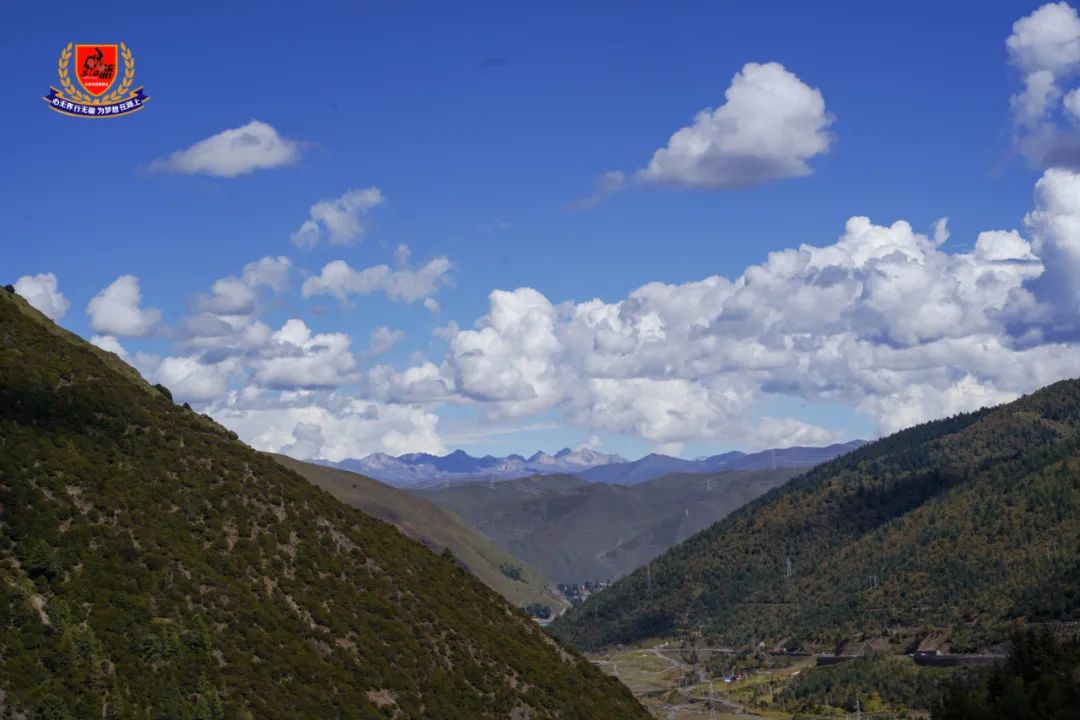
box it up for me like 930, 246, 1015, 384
0, 288, 647, 720
934, 630, 1080, 719
273, 455, 565, 612
422, 469, 800, 584
552, 380, 1080, 653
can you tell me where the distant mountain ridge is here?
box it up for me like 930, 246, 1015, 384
327, 447, 628, 488
326, 441, 865, 488
578, 441, 867, 484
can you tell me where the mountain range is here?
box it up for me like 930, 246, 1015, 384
329, 440, 866, 488
551, 379, 1080, 656
576, 441, 867, 484
328, 447, 626, 488
0, 286, 647, 718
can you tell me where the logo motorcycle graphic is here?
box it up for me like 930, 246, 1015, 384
44, 42, 150, 118
75, 45, 119, 96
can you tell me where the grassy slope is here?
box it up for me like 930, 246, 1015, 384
273, 455, 566, 612
0, 288, 647, 720
552, 381, 1080, 652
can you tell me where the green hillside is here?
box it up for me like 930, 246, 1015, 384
552, 380, 1080, 652
0, 287, 647, 719
273, 455, 566, 613
422, 469, 799, 585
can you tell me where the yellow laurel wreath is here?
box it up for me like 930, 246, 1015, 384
57, 42, 135, 105
57, 43, 88, 103
101, 44, 135, 103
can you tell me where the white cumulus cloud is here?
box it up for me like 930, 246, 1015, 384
155, 355, 236, 402
86, 275, 161, 337
365, 326, 405, 357
637, 62, 834, 189
241, 256, 292, 293
281, 421, 326, 459
90, 335, 127, 359
572, 170, 628, 209
1023, 167, 1080, 324
194, 256, 292, 316
291, 188, 384, 249
302, 251, 452, 304
368, 361, 456, 404
249, 319, 360, 389
14, 273, 69, 321
206, 387, 444, 461
149, 120, 302, 177
1007, 2, 1080, 167
195, 277, 257, 315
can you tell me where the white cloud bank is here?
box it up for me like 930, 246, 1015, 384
98, 172, 1080, 457
76, 168, 1080, 459
102, 249, 439, 460
14, 273, 69, 321
149, 120, 302, 177
377, 168, 1080, 448
209, 387, 444, 461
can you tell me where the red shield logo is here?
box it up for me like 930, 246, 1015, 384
74, 44, 119, 97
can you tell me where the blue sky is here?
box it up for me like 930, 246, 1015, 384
4, 1, 1080, 461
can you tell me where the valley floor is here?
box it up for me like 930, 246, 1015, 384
590, 641, 791, 720
589, 640, 933, 720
